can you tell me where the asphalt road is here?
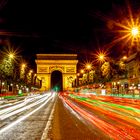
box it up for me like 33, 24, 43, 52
0, 92, 56, 140
48, 93, 140, 140
48, 96, 109, 139
0, 92, 140, 140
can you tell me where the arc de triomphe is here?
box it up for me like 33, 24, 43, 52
35, 54, 78, 91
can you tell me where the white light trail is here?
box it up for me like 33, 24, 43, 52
0, 103, 13, 109
0, 94, 40, 109
0, 93, 55, 134
0, 94, 51, 120
0, 94, 49, 116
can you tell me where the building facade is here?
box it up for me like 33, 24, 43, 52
35, 54, 78, 91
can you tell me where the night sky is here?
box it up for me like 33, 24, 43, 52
0, 0, 140, 69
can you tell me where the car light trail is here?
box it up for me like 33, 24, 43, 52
0, 93, 56, 134
69, 94, 140, 118
69, 94, 140, 129
0, 103, 13, 109
0, 94, 49, 116
0, 94, 51, 120
68, 95, 140, 138
60, 94, 139, 140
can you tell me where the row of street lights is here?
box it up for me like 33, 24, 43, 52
0, 51, 41, 94
72, 20, 140, 97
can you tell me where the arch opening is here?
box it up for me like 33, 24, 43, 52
51, 70, 63, 92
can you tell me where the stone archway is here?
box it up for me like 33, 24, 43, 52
35, 54, 78, 91
51, 70, 63, 91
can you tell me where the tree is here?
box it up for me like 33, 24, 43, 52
101, 62, 111, 79
94, 65, 103, 83
0, 57, 14, 78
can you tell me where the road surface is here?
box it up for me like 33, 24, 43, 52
48, 93, 140, 140
0, 92, 56, 140
0, 92, 140, 140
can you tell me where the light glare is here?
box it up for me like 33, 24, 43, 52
9, 53, 14, 59
131, 27, 139, 37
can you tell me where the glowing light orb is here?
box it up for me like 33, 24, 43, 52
99, 55, 104, 60
9, 53, 14, 59
131, 27, 139, 37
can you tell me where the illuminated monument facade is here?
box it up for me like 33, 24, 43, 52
35, 54, 78, 91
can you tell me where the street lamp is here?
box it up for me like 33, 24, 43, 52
77, 73, 80, 77
86, 64, 91, 70
95, 50, 108, 64
85, 64, 92, 84
98, 53, 106, 64
30, 70, 33, 73
122, 56, 127, 60
9, 53, 14, 59
5, 52, 15, 94
22, 63, 26, 68
75, 73, 80, 87
131, 26, 139, 38
80, 69, 85, 86
29, 70, 34, 92
99, 54, 104, 61
80, 69, 84, 74
130, 26, 140, 52
20, 63, 26, 79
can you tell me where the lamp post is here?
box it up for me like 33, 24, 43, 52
117, 81, 120, 96
95, 50, 107, 82
85, 64, 92, 85
28, 70, 33, 92
130, 26, 140, 51
8, 53, 16, 94
33, 73, 37, 85
20, 63, 26, 79
80, 69, 85, 86
130, 26, 140, 97
76, 73, 80, 87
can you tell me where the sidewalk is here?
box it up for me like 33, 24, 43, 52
78, 88, 140, 99
0, 92, 27, 104
109, 93, 140, 99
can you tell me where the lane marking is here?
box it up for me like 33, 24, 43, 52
41, 95, 57, 140
0, 94, 53, 134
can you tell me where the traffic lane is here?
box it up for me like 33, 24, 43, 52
48, 96, 110, 140
68, 94, 140, 126
0, 93, 51, 128
0, 93, 56, 140
88, 94, 140, 109
0, 94, 46, 110
66, 95, 140, 139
